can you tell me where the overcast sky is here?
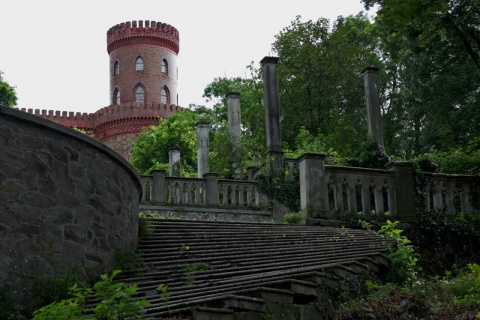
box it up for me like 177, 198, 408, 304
0, 0, 376, 114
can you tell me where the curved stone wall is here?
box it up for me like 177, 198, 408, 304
0, 105, 142, 305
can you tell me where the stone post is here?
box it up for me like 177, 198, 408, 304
196, 122, 211, 178
386, 162, 415, 222
227, 92, 242, 178
298, 153, 329, 222
151, 169, 166, 204
227, 92, 242, 143
204, 172, 219, 206
261, 56, 284, 178
362, 67, 384, 147
168, 147, 181, 177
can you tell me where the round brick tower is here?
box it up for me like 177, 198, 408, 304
94, 20, 182, 160
107, 20, 179, 106
21, 20, 183, 161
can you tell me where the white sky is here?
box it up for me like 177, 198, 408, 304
0, 0, 375, 114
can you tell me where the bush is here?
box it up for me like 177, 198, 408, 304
283, 212, 302, 224
32, 270, 150, 320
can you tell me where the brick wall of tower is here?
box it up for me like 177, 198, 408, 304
108, 20, 179, 106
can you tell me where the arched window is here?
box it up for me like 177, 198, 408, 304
135, 56, 144, 71
113, 88, 120, 105
135, 85, 145, 103
114, 61, 120, 75
161, 59, 168, 74
161, 86, 170, 104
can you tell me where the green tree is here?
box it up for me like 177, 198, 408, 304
272, 14, 384, 157
362, 0, 480, 158
130, 108, 215, 175
203, 74, 267, 177
0, 71, 17, 107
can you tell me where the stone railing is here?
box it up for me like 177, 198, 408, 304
140, 170, 261, 209
325, 165, 396, 217
298, 153, 479, 222
421, 173, 478, 215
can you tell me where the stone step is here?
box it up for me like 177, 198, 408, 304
113, 220, 392, 318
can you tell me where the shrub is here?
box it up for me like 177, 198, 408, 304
32, 270, 150, 320
283, 212, 302, 224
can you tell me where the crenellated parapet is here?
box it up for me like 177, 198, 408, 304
107, 20, 180, 54
93, 102, 184, 141
20, 108, 95, 132
19, 102, 184, 143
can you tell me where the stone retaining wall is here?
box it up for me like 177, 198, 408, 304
0, 105, 142, 306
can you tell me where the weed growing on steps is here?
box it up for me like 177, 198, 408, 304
114, 249, 145, 272
283, 212, 302, 224
184, 262, 214, 283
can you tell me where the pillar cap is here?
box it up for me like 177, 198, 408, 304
195, 121, 211, 128
226, 92, 241, 98
260, 56, 279, 66
361, 66, 379, 75
167, 146, 181, 152
385, 161, 413, 170
297, 153, 327, 162
203, 172, 219, 178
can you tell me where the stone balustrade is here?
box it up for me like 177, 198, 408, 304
325, 165, 396, 216
421, 173, 478, 215
140, 170, 261, 209
298, 154, 479, 223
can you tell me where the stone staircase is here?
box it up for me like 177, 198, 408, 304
117, 219, 392, 319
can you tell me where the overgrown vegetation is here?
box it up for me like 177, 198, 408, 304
334, 216, 480, 319
32, 270, 150, 320
335, 264, 480, 319
184, 262, 214, 283
256, 175, 300, 212
283, 212, 302, 224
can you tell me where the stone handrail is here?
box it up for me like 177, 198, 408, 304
325, 165, 396, 216
140, 170, 261, 209
420, 173, 478, 215
297, 154, 479, 222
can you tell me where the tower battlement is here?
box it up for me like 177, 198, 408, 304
107, 20, 180, 54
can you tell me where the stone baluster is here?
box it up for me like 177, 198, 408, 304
347, 183, 357, 213
360, 183, 371, 214
334, 182, 344, 213
374, 185, 385, 215
460, 184, 471, 214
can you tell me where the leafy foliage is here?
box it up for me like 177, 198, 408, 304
32, 266, 86, 310
130, 108, 215, 175
256, 175, 301, 212
32, 270, 150, 320
0, 71, 17, 107
378, 220, 421, 286
283, 212, 302, 224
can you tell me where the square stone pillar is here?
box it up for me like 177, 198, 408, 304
204, 172, 219, 206
298, 153, 329, 221
362, 67, 384, 147
386, 161, 415, 222
227, 92, 242, 142
196, 122, 211, 178
261, 56, 284, 178
151, 169, 166, 204
168, 147, 181, 177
